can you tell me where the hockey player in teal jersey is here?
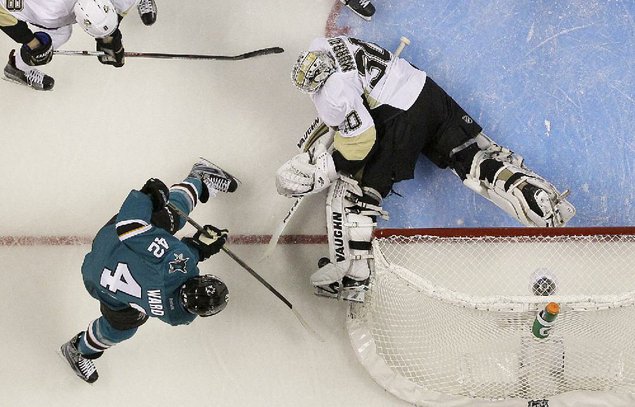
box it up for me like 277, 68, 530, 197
61, 159, 239, 383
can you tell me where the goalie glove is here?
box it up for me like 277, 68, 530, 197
276, 143, 338, 197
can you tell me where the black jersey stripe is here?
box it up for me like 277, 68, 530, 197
171, 182, 198, 208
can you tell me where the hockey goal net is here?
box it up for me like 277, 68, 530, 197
347, 227, 635, 406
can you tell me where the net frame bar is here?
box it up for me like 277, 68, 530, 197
375, 226, 635, 239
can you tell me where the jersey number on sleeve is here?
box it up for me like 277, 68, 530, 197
147, 237, 169, 258
100, 263, 142, 298
349, 38, 391, 90
5, 0, 24, 11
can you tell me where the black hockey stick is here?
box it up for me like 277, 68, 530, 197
167, 203, 324, 342
54, 46, 284, 61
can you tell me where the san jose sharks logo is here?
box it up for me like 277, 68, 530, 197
168, 253, 189, 274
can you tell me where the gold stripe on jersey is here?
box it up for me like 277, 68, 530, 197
0, 6, 18, 27
364, 90, 380, 109
116, 220, 151, 241
334, 127, 376, 161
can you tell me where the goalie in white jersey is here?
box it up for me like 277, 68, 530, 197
0, 0, 136, 90
277, 36, 576, 302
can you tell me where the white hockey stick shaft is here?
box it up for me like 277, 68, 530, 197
260, 119, 332, 261
261, 36, 411, 261
167, 203, 324, 342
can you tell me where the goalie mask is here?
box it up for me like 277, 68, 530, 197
291, 51, 336, 94
74, 0, 119, 38
180, 275, 229, 317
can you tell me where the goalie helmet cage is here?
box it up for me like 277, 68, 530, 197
347, 227, 635, 407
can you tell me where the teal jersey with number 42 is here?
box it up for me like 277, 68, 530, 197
81, 190, 199, 326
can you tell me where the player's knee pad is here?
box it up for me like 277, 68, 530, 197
100, 303, 149, 331
311, 177, 388, 286
459, 132, 575, 227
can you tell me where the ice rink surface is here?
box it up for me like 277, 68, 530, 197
1, 1, 634, 406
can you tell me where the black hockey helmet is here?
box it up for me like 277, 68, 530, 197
180, 275, 229, 317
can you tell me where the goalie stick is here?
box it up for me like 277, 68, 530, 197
167, 203, 324, 342
259, 117, 332, 261
54, 46, 284, 61
260, 36, 411, 261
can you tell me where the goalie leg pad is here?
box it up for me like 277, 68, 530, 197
310, 177, 388, 293
461, 133, 575, 227
312, 260, 370, 303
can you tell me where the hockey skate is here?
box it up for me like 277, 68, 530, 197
3, 50, 54, 91
189, 158, 240, 195
137, 0, 157, 26
313, 258, 370, 303
60, 333, 99, 383
340, 0, 375, 21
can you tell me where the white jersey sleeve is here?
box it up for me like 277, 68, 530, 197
310, 36, 427, 112
1, 0, 135, 29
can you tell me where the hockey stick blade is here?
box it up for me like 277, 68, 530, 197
167, 203, 324, 342
54, 47, 284, 61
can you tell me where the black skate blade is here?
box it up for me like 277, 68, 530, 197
351, 11, 372, 21
314, 284, 366, 303
2, 76, 54, 91
314, 283, 340, 300
55, 349, 97, 385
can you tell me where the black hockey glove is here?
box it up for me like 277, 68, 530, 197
183, 225, 228, 261
140, 178, 169, 211
96, 28, 124, 67
20, 31, 53, 66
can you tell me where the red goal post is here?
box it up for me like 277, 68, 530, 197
374, 225, 635, 238
348, 226, 635, 407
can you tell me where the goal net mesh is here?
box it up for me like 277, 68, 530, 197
347, 228, 635, 402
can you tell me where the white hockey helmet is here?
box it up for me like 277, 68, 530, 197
74, 0, 118, 38
291, 51, 336, 94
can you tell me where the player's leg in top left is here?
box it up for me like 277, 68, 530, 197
340, 0, 375, 21
4, 25, 73, 91
137, 0, 157, 26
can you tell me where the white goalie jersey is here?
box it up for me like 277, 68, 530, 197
308, 36, 427, 139
0, 0, 135, 30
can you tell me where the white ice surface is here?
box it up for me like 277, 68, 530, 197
0, 245, 409, 406
0, 1, 409, 406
